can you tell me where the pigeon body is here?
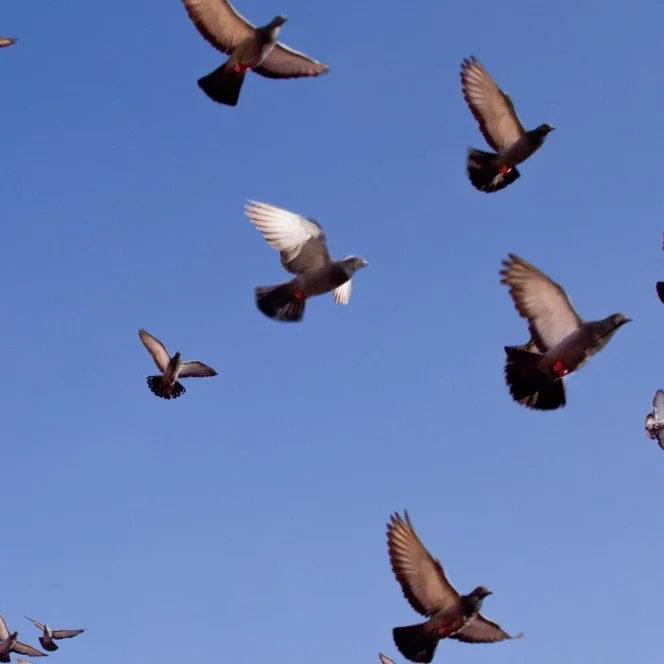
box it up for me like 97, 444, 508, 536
25, 618, 85, 652
461, 56, 554, 193
245, 201, 367, 322
655, 233, 664, 304
0, 37, 16, 48
181, 0, 328, 106
387, 511, 522, 663
138, 329, 217, 399
500, 254, 631, 410
0, 615, 46, 662
645, 390, 664, 451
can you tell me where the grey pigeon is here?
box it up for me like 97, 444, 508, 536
0, 614, 47, 663
181, 0, 328, 106
379, 655, 396, 664
461, 56, 554, 193
24, 618, 84, 653
500, 254, 631, 411
655, 233, 664, 305
645, 389, 664, 451
387, 511, 523, 663
245, 200, 368, 322
138, 329, 217, 400
0, 37, 16, 48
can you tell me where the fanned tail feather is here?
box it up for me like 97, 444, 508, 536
467, 148, 520, 193
146, 376, 186, 400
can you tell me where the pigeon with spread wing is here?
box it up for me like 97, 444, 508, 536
0, 614, 47, 663
25, 618, 85, 653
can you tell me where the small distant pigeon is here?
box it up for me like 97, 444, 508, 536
0, 37, 16, 48
138, 328, 217, 400
500, 254, 631, 411
461, 56, 554, 193
645, 390, 664, 451
387, 510, 523, 663
0, 614, 46, 663
25, 618, 85, 652
245, 200, 368, 322
180, 0, 328, 106
655, 233, 664, 304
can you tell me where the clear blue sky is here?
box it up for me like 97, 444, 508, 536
1, 1, 663, 663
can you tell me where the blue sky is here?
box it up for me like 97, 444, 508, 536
1, 0, 663, 663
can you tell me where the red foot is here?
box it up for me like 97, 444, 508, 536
499, 164, 513, 176
294, 290, 305, 301
232, 63, 251, 73
552, 360, 569, 378
437, 624, 451, 637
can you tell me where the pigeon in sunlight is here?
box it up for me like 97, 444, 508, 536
645, 389, 664, 451
500, 253, 631, 411
138, 328, 217, 400
180, 0, 328, 106
655, 232, 664, 305
0, 614, 47, 662
245, 200, 368, 322
24, 617, 85, 652
387, 510, 523, 663
0, 37, 16, 48
460, 56, 554, 193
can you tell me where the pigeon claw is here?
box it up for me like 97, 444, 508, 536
294, 290, 306, 301
232, 63, 251, 73
499, 163, 513, 176
552, 360, 569, 378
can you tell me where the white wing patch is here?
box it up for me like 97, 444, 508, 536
333, 279, 351, 305
653, 389, 664, 423
245, 200, 321, 253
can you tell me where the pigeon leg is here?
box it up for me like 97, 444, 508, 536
552, 360, 569, 377
499, 164, 513, 175
232, 63, 251, 73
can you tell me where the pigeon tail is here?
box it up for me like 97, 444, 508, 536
393, 623, 438, 664
504, 345, 566, 410
38, 638, 58, 652
504, 348, 564, 409
255, 284, 305, 322
467, 148, 520, 193
198, 62, 246, 106
656, 282, 664, 305
146, 376, 186, 400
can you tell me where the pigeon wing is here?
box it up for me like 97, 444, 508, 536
11, 642, 47, 658
51, 629, 85, 640
245, 201, 332, 273
461, 56, 526, 152
332, 280, 351, 305
450, 614, 523, 644
180, 0, 256, 55
138, 329, 171, 373
378, 655, 395, 664
500, 253, 583, 352
254, 43, 329, 79
0, 614, 9, 640
657, 429, 664, 452
24, 617, 44, 632
178, 361, 218, 379
0, 37, 16, 48
653, 390, 664, 423
387, 511, 462, 617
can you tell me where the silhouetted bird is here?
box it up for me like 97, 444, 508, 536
500, 254, 630, 411
180, 0, 328, 106
245, 201, 367, 322
461, 56, 554, 193
25, 618, 85, 652
387, 510, 523, 663
138, 329, 217, 400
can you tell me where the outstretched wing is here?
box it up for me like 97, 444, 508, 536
178, 362, 218, 379
387, 511, 462, 617
461, 56, 526, 152
52, 628, 85, 640
138, 329, 171, 373
24, 617, 45, 632
0, 37, 16, 48
12, 642, 48, 658
450, 614, 523, 644
254, 43, 329, 79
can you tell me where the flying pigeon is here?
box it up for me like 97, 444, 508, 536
0, 614, 47, 663
460, 56, 554, 193
180, 0, 328, 106
245, 200, 368, 322
379, 654, 396, 664
138, 328, 217, 400
24, 618, 84, 652
655, 233, 664, 304
0, 37, 16, 48
387, 510, 523, 663
645, 389, 664, 451
500, 253, 631, 411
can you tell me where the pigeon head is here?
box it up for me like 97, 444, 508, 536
608, 313, 632, 330
469, 585, 493, 599
340, 256, 369, 275
267, 15, 288, 29
537, 123, 555, 134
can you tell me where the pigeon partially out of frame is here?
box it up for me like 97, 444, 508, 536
461, 56, 554, 193
245, 201, 368, 322
0, 37, 16, 48
25, 618, 85, 652
645, 389, 664, 451
0, 614, 47, 663
655, 233, 664, 304
138, 329, 217, 400
180, 0, 328, 106
387, 511, 523, 663
500, 254, 631, 411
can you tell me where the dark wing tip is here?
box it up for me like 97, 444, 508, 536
656, 282, 664, 304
